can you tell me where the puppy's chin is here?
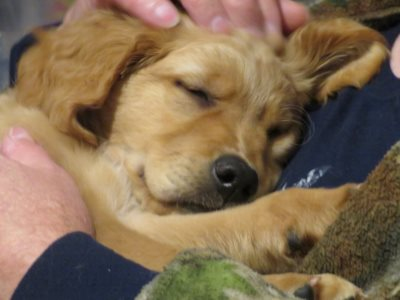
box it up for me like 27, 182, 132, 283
174, 190, 258, 213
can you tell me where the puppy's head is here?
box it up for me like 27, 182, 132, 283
16, 11, 387, 213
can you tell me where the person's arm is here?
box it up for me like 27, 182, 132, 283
12, 232, 156, 300
0, 127, 93, 298
0, 128, 156, 299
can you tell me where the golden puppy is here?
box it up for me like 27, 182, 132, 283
0, 10, 387, 298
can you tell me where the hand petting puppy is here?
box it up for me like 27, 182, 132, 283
64, 0, 309, 35
64, 0, 400, 78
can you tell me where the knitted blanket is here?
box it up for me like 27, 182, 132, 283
297, 0, 400, 29
299, 140, 400, 298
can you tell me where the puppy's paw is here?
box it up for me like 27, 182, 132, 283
294, 283, 314, 300
295, 274, 365, 300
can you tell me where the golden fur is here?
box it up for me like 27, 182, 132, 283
0, 10, 387, 298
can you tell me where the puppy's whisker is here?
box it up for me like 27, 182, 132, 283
300, 112, 315, 145
278, 104, 315, 146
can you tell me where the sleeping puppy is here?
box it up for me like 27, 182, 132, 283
0, 10, 387, 298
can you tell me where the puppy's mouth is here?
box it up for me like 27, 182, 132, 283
134, 166, 226, 213
175, 191, 226, 213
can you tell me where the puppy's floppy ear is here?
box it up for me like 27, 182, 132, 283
283, 18, 388, 104
15, 10, 172, 145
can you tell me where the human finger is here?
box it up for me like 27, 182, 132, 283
258, 0, 283, 34
63, 0, 98, 24
221, 0, 265, 36
64, 0, 180, 28
280, 0, 309, 34
181, 0, 232, 33
113, 0, 180, 27
390, 34, 400, 78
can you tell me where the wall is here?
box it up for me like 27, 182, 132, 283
0, 0, 71, 90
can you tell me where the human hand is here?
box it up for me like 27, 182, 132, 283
64, 0, 309, 36
0, 127, 93, 300
391, 34, 400, 78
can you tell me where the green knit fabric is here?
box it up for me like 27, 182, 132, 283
136, 249, 297, 300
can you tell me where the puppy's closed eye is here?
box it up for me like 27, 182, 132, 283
175, 80, 214, 107
267, 125, 291, 140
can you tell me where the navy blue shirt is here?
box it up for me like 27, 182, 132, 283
12, 233, 156, 299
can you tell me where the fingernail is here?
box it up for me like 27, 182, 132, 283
154, 3, 180, 27
2, 127, 34, 157
210, 16, 231, 33
8, 127, 33, 142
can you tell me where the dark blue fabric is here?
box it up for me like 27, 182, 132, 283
277, 23, 400, 189
9, 22, 60, 87
9, 33, 36, 87
12, 232, 157, 300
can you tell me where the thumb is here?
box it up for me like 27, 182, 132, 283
0, 127, 57, 170
390, 34, 400, 78
280, 0, 309, 34
64, 0, 179, 28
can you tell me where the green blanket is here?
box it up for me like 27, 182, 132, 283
137, 249, 297, 300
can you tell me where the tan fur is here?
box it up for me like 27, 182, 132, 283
1, 10, 388, 298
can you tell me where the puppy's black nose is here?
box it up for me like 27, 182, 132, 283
212, 155, 258, 204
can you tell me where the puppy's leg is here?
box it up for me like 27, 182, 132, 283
117, 184, 356, 272
264, 273, 365, 300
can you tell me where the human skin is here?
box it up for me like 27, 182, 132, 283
0, 127, 93, 300
391, 35, 400, 78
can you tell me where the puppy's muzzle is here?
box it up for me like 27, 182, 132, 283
212, 155, 258, 205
